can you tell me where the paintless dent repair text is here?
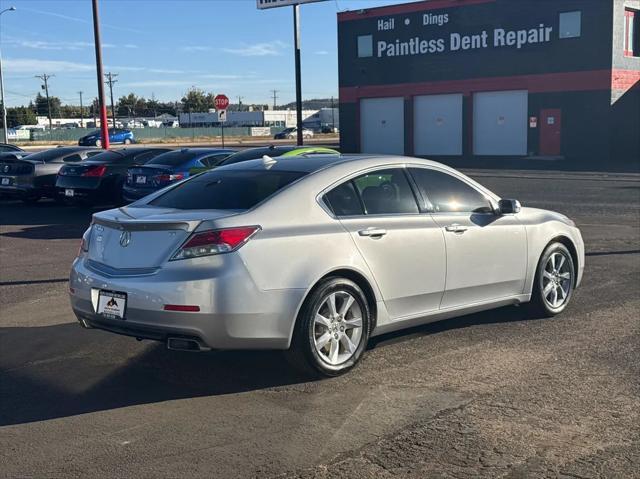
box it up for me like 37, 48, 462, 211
376, 24, 553, 57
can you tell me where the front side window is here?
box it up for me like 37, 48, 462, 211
353, 169, 419, 215
409, 168, 493, 213
559, 11, 581, 39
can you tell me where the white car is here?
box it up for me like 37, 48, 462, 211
70, 154, 584, 376
274, 127, 314, 140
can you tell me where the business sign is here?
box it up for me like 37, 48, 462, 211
359, 9, 555, 60
257, 0, 326, 9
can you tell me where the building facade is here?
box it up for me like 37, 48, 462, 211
338, 0, 640, 168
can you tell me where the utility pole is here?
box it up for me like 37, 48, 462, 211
35, 73, 54, 132
293, 4, 303, 146
104, 71, 118, 129
237, 96, 243, 112
271, 89, 278, 110
92, 0, 109, 148
93, 97, 97, 126
78, 91, 84, 128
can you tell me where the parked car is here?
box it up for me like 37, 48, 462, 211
123, 148, 235, 202
69, 154, 584, 376
0, 147, 100, 204
56, 147, 171, 205
0, 143, 25, 153
217, 145, 339, 167
321, 125, 339, 134
273, 127, 314, 140
78, 128, 135, 147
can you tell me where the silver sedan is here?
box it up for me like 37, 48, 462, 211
69, 154, 584, 376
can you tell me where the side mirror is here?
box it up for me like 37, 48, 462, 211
498, 199, 521, 215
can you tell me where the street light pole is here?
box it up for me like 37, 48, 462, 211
293, 4, 303, 146
0, 6, 17, 144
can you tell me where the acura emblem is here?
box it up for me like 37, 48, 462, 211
119, 231, 131, 247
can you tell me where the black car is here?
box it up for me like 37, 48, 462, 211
0, 143, 25, 153
0, 147, 100, 204
56, 147, 171, 205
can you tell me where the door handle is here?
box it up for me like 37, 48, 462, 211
358, 228, 387, 237
445, 224, 468, 234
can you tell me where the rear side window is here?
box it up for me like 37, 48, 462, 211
409, 168, 492, 213
200, 153, 231, 167
149, 170, 307, 210
324, 182, 363, 216
132, 150, 168, 164
353, 169, 419, 215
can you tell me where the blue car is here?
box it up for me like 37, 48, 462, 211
122, 148, 235, 202
78, 128, 135, 147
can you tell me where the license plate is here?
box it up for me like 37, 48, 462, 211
1, 177, 10, 186
97, 290, 127, 320
65, 189, 74, 197
136, 176, 147, 184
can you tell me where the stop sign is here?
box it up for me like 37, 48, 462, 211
214, 94, 229, 110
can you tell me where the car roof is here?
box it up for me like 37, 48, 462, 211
216, 153, 452, 174
87, 147, 170, 160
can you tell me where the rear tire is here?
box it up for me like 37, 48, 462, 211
525, 242, 575, 318
124, 138, 132, 145
286, 277, 371, 377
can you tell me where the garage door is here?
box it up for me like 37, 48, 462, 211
473, 90, 528, 155
414, 94, 463, 156
360, 97, 404, 155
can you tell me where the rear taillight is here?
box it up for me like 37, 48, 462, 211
155, 173, 184, 182
77, 226, 91, 257
171, 226, 260, 261
83, 165, 107, 177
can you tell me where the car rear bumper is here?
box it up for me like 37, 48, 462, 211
69, 255, 305, 350
0, 177, 49, 198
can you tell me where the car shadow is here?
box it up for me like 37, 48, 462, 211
1, 305, 534, 427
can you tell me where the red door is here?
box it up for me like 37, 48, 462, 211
539, 109, 562, 156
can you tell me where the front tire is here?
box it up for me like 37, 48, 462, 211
526, 242, 575, 317
124, 138, 132, 145
286, 277, 371, 377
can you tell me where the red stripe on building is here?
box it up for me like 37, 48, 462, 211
338, 0, 496, 22
612, 69, 640, 92
339, 70, 617, 102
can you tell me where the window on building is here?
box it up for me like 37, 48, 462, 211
625, 9, 639, 57
357, 35, 373, 58
559, 11, 581, 39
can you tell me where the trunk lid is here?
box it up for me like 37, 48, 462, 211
87, 206, 238, 270
126, 166, 174, 188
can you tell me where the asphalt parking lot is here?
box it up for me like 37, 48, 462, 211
1, 168, 639, 478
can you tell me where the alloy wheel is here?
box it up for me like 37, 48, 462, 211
542, 251, 573, 309
312, 291, 363, 366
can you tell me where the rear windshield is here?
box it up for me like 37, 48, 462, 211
19, 149, 77, 163
146, 150, 199, 166
149, 169, 307, 210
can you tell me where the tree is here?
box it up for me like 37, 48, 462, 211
34, 92, 61, 118
116, 93, 148, 117
4, 106, 37, 127
181, 87, 215, 112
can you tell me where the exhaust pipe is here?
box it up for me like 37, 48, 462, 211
166, 337, 209, 352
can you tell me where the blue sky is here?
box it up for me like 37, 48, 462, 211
1, 0, 411, 107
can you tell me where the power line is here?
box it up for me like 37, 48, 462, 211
34, 73, 54, 131
104, 71, 118, 127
